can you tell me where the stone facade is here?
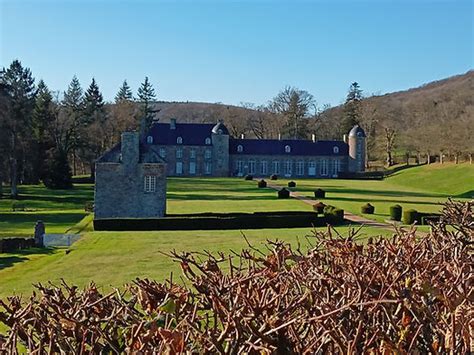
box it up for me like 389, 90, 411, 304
95, 132, 167, 219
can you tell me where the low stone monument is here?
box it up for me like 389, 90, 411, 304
34, 221, 45, 247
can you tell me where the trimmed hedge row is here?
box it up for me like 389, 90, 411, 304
402, 209, 442, 225
257, 180, 267, 188
0, 238, 35, 253
390, 205, 402, 221
94, 211, 345, 231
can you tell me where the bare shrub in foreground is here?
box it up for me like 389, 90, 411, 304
1, 200, 472, 353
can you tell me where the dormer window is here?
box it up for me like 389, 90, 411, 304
176, 137, 183, 144
237, 145, 243, 153
146, 136, 153, 144
205, 137, 211, 145
285, 145, 291, 153
333, 146, 339, 154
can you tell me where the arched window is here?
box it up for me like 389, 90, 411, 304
176, 137, 183, 144
285, 145, 291, 153
333, 146, 339, 154
237, 145, 243, 153
205, 137, 211, 145
146, 136, 153, 144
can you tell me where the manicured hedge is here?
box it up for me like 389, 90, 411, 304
257, 179, 267, 188
0, 238, 35, 253
278, 188, 290, 199
93, 211, 345, 231
288, 181, 296, 188
314, 189, 326, 199
270, 174, 278, 180
361, 203, 375, 214
244, 175, 253, 181
403, 209, 418, 224
323, 205, 344, 224
390, 205, 402, 221
313, 202, 326, 214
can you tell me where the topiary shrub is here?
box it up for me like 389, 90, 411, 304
323, 205, 344, 224
257, 179, 267, 188
390, 205, 402, 221
314, 188, 326, 199
332, 208, 345, 223
11, 202, 26, 211
244, 175, 253, 180
313, 202, 326, 214
270, 174, 278, 180
288, 181, 296, 188
403, 209, 418, 224
361, 203, 375, 214
278, 188, 290, 199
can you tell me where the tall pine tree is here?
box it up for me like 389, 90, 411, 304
137, 76, 157, 134
342, 82, 363, 134
83, 78, 105, 125
32, 80, 55, 181
0, 60, 36, 197
115, 80, 133, 102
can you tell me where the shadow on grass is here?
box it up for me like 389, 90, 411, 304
0, 247, 55, 270
167, 193, 279, 201
323, 196, 444, 206
457, 190, 474, 199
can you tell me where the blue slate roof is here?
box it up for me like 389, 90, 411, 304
229, 139, 348, 156
147, 122, 215, 146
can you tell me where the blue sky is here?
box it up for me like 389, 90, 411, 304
1, 0, 472, 107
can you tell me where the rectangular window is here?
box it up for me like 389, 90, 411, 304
236, 160, 244, 176
144, 175, 156, 192
320, 159, 328, 176
190, 149, 196, 159
189, 162, 196, 174
296, 161, 304, 176
204, 149, 211, 160
261, 160, 268, 175
308, 161, 316, 176
334, 159, 341, 174
205, 162, 212, 175
176, 148, 183, 159
249, 160, 256, 174
159, 148, 166, 158
272, 160, 280, 174
176, 162, 183, 175
284, 160, 292, 176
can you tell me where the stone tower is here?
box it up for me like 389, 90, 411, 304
211, 121, 230, 177
348, 125, 366, 173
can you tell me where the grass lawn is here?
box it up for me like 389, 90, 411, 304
277, 163, 473, 225
0, 163, 471, 298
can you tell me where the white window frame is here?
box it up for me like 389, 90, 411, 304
176, 148, 183, 159
296, 160, 304, 176
176, 162, 183, 175
144, 175, 156, 193
205, 162, 212, 175
284, 160, 292, 176
190, 149, 196, 159
159, 148, 166, 158
260, 160, 268, 175
146, 136, 153, 144
176, 137, 183, 144
320, 159, 328, 176
333, 146, 339, 154
308, 161, 316, 176
236, 160, 244, 176
204, 149, 211, 160
272, 160, 280, 174
189, 161, 196, 175
249, 160, 256, 174
285, 145, 291, 153
237, 145, 243, 152
205, 137, 211, 145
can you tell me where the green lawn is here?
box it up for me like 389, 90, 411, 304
0, 163, 471, 298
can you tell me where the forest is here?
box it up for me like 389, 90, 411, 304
0, 60, 472, 196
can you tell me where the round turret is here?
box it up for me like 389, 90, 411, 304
212, 122, 229, 135
348, 125, 366, 138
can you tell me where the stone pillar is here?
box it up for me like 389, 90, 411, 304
34, 220, 45, 247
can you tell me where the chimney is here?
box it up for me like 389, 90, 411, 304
343, 134, 348, 143
278, 133, 281, 140
121, 132, 139, 167
241, 133, 245, 139
170, 118, 176, 130
311, 134, 316, 143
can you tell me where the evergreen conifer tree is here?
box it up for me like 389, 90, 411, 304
115, 80, 133, 102
342, 82, 363, 134
137, 76, 157, 132
83, 78, 105, 125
